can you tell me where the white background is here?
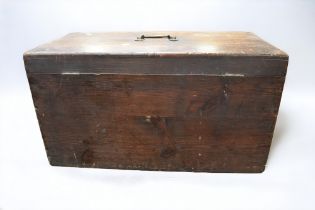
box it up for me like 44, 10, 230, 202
1, 0, 315, 209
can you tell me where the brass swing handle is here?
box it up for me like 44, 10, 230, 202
135, 35, 178, 41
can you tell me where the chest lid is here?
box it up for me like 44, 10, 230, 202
24, 32, 288, 76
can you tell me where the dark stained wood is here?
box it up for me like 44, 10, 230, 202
24, 32, 288, 76
24, 32, 288, 173
24, 55, 287, 76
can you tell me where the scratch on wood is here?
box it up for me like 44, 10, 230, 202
223, 83, 228, 99
145, 115, 151, 123
73, 152, 78, 165
61, 72, 80, 75
223, 73, 245, 77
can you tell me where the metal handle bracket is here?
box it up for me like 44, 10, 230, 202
135, 35, 178, 41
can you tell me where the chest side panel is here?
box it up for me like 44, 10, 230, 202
28, 74, 284, 172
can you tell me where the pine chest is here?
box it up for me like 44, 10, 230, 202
24, 32, 288, 173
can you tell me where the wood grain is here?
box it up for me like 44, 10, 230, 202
24, 55, 288, 76
28, 74, 285, 173
24, 32, 288, 173
24, 32, 286, 56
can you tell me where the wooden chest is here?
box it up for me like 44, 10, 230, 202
24, 32, 288, 173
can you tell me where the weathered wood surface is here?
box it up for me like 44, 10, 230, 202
24, 32, 288, 76
24, 55, 287, 76
24, 32, 288, 173
24, 32, 286, 56
28, 74, 285, 173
